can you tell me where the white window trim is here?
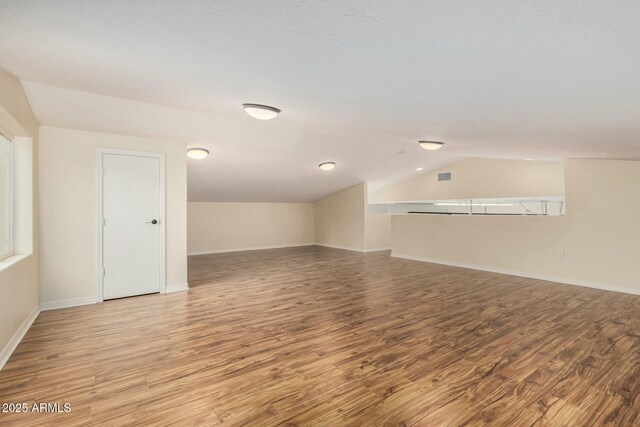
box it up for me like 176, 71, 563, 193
0, 134, 33, 273
0, 130, 14, 261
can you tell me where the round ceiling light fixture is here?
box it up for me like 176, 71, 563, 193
418, 140, 445, 150
319, 162, 336, 171
416, 167, 423, 171
187, 148, 209, 159
243, 103, 281, 120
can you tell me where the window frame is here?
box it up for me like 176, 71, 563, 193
0, 130, 14, 261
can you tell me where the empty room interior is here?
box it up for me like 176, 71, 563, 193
1, 1, 640, 425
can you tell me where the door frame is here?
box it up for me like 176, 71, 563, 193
96, 148, 166, 302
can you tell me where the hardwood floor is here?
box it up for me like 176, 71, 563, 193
2, 246, 640, 426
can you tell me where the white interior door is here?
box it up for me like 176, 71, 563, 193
101, 152, 163, 300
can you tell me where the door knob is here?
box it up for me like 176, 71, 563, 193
146, 219, 158, 224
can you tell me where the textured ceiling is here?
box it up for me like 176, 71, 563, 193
1, 1, 639, 201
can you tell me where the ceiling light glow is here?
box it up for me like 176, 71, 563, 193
319, 162, 336, 171
418, 140, 445, 150
187, 148, 209, 159
416, 167, 423, 171
243, 103, 281, 120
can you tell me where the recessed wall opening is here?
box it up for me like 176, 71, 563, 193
369, 197, 565, 216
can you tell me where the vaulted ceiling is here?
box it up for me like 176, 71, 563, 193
1, 1, 639, 201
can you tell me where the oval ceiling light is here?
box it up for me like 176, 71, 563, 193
418, 140, 445, 150
319, 162, 336, 171
187, 148, 209, 159
243, 103, 281, 120
416, 167, 423, 171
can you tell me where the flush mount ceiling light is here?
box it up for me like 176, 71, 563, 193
243, 103, 281, 120
319, 162, 336, 171
418, 140, 445, 150
187, 148, 209, 159
416, 167, 423, 171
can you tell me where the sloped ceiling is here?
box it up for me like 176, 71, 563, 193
1, 1, 639, 201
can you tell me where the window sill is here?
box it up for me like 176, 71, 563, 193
0, 253, 31, 273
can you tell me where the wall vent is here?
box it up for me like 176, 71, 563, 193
438, 172, 452, 182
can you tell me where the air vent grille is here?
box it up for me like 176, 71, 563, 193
438, 172, 452, 182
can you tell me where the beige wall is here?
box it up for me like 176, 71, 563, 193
0, 68, 39, 358
365, 214, 391, 251
39, 126, 187, 304
392, 159, 640, 293
314, 183, 366, 251
371, 158, 565, 202
188, 202, 314, 254
561, 159, 640, 288
188, 191, 389, 255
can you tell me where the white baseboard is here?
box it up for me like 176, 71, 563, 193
40, 296, 97, 311
363, 247, 392, 253
190, 244, 390, 255
391, 252, 640, 296
0, 305, 40, 371
315, 244, 392, 253
314, 243, 365, 253
166, 283, 189, 293
188, 243, 315, 256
